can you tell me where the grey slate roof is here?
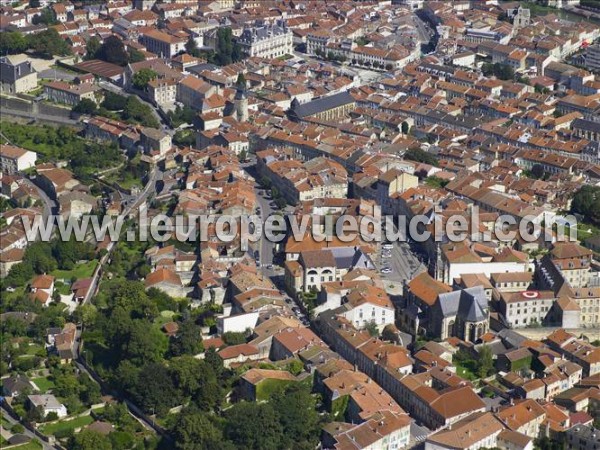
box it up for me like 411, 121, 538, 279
438, 286, 488, 322
573, 118, 600, 134
329, 247, 374, 270
0, 56, 36, 84
238, 23, 289, 44
290, 91, 355, 119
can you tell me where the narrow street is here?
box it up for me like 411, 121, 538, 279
1, 407, 57, 450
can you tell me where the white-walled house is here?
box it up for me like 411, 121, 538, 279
1, 145, 37, 174
216, 311, 259, 334
337, 286, 395, 331
28, 394, 68, 418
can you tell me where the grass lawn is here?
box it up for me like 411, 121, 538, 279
153, 310, 176, 326
32, 376, 55, 393
255, 378, 295, 401
519, 1, 556, 15
105, 172, 143, 190
576, 221, 600, 241
52, 260, 98, 281
1, 416, 11, 428
25, 344, 45, 356
39, 415, 94, 436
455, 361, 478, 381
12, 440, 43, 450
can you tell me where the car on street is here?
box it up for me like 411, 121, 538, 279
382, 253, 391, 258
382, 243, 393, 250
267, 264, 273, 269
381, 267, 392, 274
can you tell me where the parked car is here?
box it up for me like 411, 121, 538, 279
382, 243, 393, 250
381, 267, 392, 274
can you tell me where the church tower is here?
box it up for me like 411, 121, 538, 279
234, 74, 248, 123
513, 6, 531, 32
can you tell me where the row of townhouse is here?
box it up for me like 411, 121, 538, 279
255, 148, 348, 204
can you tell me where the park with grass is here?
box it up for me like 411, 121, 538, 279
51, 260, 98, 282
32, 376, 55, 393
39, 415, 94, 436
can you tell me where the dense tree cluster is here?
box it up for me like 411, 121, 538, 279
4, 240, 96, 288
75, 91, 159, 128
170, 383, 321, 450
571, 185, 600, 226
207, 27, 243, 66
167, 105, 196, 128
0, 29, 70, 58
132, 68, 158, 90
84, 35, 145, 66
404, 148, 439, 167
481, 62, 515, 81
0, 123, 122, 183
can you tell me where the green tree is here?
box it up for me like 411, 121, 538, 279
96, 36, 129, 66
381, 325, 399, 343
72, 303, 98, 327
365, 320, 379, 337
132, 362, 180, 416
128, 48, 145, 63
0, 31, 29, 55
224, 402, 283, 450
132, 68, 158, 90
401, 121, 410, 135
271, 383, 320, 448
204, 347, 224, 380
478, 345, 494, 378
404, 148, 439, 166
70, 429, 112, 450
169, 356, 206, 397
5, 262, 34, 287
236, 72, 246, 87
530, 164, 546, 180
122, 320, 168, 365
85, 37, 101, 60
571, 185, 600, 226
32, 8, 58, 26
286, 359, 304, 376
122, 96, 159, 128
173, 129, 195, 147
72, 99, 97, 115
212, 27, 243, 66
534, 436, 564, 450
101, 91, 128, 111
29, 0, 41, 6
482, 62, 515, 80
27, 29, 70, 58
222, 331, 247, 346
11, 424, 25, 434
169, 320, 204, 357
109, 431, 134, 449
173, 409, 222, 450
185, 36, 200, 57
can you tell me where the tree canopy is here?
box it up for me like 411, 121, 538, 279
0, 32, 29, 55
72, 99, 98, 115
482, 62, 515, 81
571, 185, 600, 226
404, 148, 439, 167
132, 68, 158, 90
95, 36, 129, 66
